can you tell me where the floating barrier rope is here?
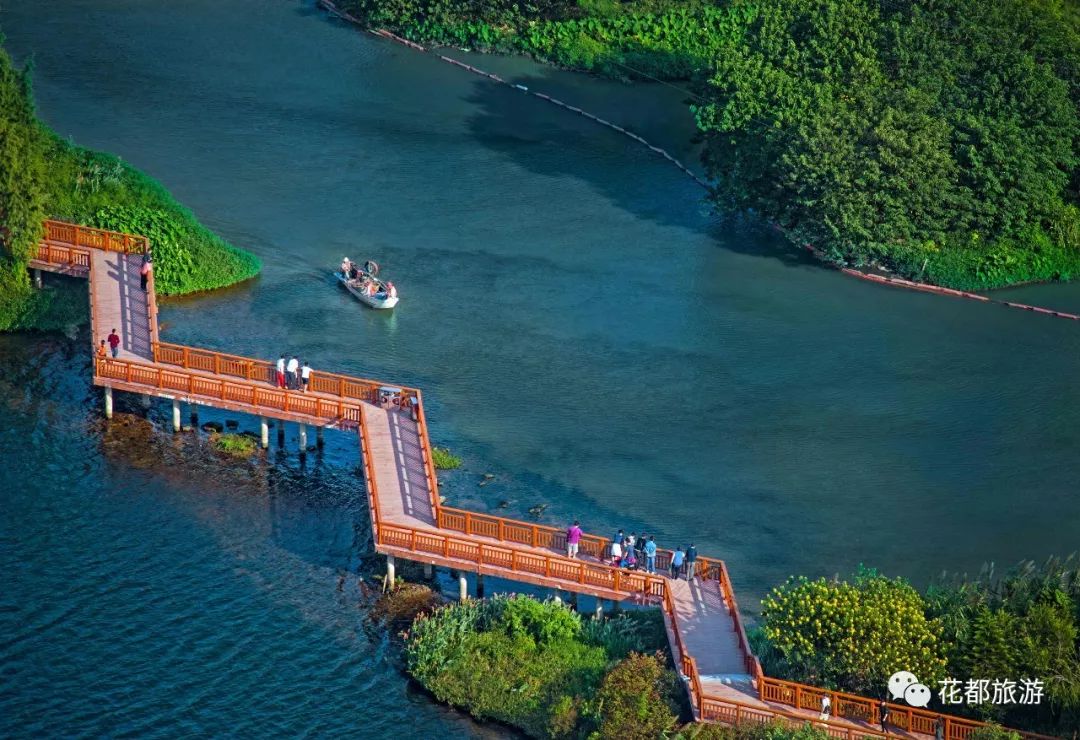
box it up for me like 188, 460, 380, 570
316, 0, 709, 189
318, 0, 1080, 323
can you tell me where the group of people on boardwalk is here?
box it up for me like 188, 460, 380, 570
276, 355, 313, 392
564, 521, 698, 581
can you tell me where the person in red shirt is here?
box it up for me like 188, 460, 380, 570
107, 328, 120, 358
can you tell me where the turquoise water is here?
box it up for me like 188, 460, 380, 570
4, 0, 1080, 734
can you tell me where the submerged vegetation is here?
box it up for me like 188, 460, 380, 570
211, 433, 259, 458
339, 0, 1080, 292
755, 561, 1080, 734
0, 44, 260, 332
431, 446, 462, 469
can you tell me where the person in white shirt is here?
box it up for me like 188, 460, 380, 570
276, 355, 286, 389
301, 361, 312, 393
286, 356, 299, 390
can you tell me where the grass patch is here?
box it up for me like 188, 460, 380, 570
431, 446, 462, 469
212, 432, 258, 457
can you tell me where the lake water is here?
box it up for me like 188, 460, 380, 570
3, 0, 1080, 735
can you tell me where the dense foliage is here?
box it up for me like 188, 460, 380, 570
0, 40, 49, 330
926, 557, 1080, 731
403, 595, 674, 738
593, 651, 681, 738
0, 43, 260, 332
678, 721, 831, 740
757, 560, 1080, 734
756, 567, 948, 695
693, 0, 1080, 289
337, 0, 748, 80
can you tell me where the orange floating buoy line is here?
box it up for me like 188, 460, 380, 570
315, 0, 710, 191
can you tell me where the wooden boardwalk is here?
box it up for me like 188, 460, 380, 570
29, 220, 1054, 740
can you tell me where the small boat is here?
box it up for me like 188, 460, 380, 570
336, 259, 399, 310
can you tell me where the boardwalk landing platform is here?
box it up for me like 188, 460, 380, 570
30, 220, 1052, 740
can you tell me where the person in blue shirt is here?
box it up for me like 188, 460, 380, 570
671, 546, 686, 579
644, 536, 657, 574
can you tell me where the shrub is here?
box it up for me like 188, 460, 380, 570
212, 433, 258, 457
594, 652, 681, 739
431, 446, 462, 469
370, 582, 442, 632
758, 567, 947, 695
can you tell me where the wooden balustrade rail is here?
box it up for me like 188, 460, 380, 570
357, 404, 382, 543
151, 341, 418, 400
34, 241, 92, 272
94, 357, 364, 426
411, 390, 442, 521
43, 219, 149, 254
437, 505, 724, 579
377, 519, 668, 598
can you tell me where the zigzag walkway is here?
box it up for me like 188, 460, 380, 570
29, 220, 1053, 740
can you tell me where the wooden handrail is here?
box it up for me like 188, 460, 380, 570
43, 219, 149, 254
152, 340, 419, 398
92, 356, 364, 427
357, 405, 381, 544
378, 519, 668, 598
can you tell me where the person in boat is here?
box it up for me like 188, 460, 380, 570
349, 264, 359, 281
364, 259, 378, 276
385, 281, 397, 299
341, 257, 351, 277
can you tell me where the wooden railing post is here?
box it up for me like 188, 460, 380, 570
214, 354, 220, 375
613, 570, 621, 592
188, 375, 194, 395
465, 512, 472, 535
182, 347, 189, 368
511, 551, 517, 570
498, 520, 504, 540
443, 537, 449, 558
478, 544, 484, 564
252, 387, 257, 405
410, 530, 416, 550
126, 363, 132, 383
795, 685, 801, 710
531, 526, 538, 547
157, 368, 162, 388
338, 377, 344, 396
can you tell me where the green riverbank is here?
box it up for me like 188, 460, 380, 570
1, 44, 260, 332
336, 0, 1080, 293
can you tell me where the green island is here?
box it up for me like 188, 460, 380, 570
372, 558, 1080, 738
0, 45, 260, 333
338, 0, 1080, 290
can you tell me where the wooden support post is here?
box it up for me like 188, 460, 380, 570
260, 417, 269, 449
385, 554, 396, 591
423, 562, 433, 580
104, 386, 113, 419
277, 423, 285, 448
594, 599, 604, 620
172, 399, 181, 432
316, 426, 324, 448
298, 423, 308, 454
476, 574, 485, 598
551, 590, 562, 605
33, 269, 42, 288
458, 572, 468, 601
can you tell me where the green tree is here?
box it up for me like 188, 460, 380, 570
594, 652, 681, 739
693, 0, 1080, 288
0, 40, 47, 330
758, 568, 947, 694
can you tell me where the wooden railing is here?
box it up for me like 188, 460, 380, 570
376, 518, 668, 598
94, 356, 364, 426
436, 507, 724, 578
43, 219, 149, 254
410, 390, 443, 521
151, 341, 416, 402
34, 241, 92, 272
357, 402, 382, 543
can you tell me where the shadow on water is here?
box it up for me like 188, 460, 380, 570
456, 64, 817, 270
